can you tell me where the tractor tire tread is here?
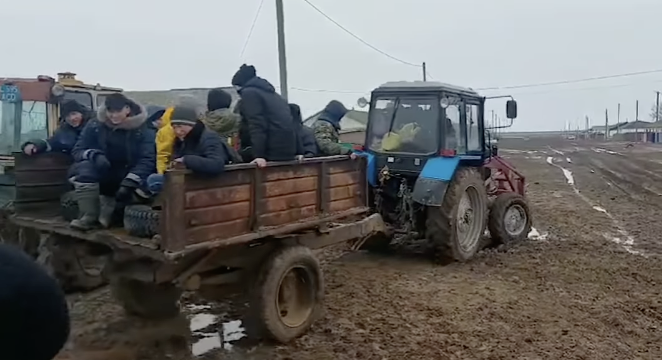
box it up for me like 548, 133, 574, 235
488, 192, 532, 245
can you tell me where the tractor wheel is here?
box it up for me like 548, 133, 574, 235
488, 192, 532, 245
426, 168, 488, 263
123, 205, 160, 238
249, 245, 324, 343
110, 277, 182, 319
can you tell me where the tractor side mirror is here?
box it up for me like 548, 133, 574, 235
506, 100, 517, 119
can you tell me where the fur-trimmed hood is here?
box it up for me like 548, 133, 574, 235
96, 97, 148, 130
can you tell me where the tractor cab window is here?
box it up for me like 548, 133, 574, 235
443, 97, 462, 152
466, 103, 481, 152
367, 96, 438, 154
0, 101, 48, 155
63, 90, 93, 112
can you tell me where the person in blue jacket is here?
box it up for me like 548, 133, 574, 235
21, 100, 90, 155
69, 93, 156, 230
145, 106, 229, 194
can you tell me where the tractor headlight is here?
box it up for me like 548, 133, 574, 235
51, 84, 65, 97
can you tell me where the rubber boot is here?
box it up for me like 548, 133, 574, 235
70, 182, 100, 231
98, 196, 116, 229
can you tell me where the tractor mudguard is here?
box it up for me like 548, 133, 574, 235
412, 157, 460, 206
353, 151, 377, 187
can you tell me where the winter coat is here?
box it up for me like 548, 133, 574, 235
22, 109, 91, 155
0, 244, 69, 360
173, 121, 230, 176
156, 107, 175, 174
72, 97, 156, 184
289, 103, 317, 157
237, 77, 296, 161
313, 100, 351, 156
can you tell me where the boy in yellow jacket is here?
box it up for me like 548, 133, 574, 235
156, 107, 175, 174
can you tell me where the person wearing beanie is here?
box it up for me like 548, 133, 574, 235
0, 244, 70, 360
290, 103, 318, 158
21, 100, 91, 156
230, 64, 296, 166
145, 106, 231, 194
69, 93, 156, 230
313, 100, 355, 157
202, 88, 243, 163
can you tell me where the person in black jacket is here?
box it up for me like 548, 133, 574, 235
0, 244, 70, 360
231, 64, 296, 167
289, 103, 317, 158
21, 100, 90, 156
145, 106, 230, 194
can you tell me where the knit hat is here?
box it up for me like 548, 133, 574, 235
169, 106, 199, 127
145, 105, 167, 123
61, 100, 88, 118
104, 93, 132, 112
231, 64, 257, 87
207, 88, 233, 111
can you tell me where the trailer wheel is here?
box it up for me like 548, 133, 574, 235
251, 246, 323, 343
426, 168, 488, 262
123, 205, 160, 238
488, 192, 532, 245
111, 277, 182, 319
60, 191, 78, 221
37, 235, 107, 293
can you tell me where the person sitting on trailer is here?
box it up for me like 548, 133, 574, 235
312, 100, 356, 158
69, 93, 156, 230
290, 103, 317, 159
145, 106, 231, 195
201, 88, 243, 163
21, 100, 91, 156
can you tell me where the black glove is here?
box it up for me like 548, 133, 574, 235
21, 140, 47, 154
115, 178, 139, 203
92, 153, 111, 170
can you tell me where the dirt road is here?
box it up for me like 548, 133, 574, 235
57, 138, 662, 360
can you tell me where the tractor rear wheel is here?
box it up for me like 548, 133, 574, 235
426, 168, 488, 263
488, 192, 532, 245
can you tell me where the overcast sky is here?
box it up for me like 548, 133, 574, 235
2, 0, 661, 131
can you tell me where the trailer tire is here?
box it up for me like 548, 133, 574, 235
250, 245, 324, 343
37, 235, 107, 293
426, 168, 488, 263
111, 278, 182, 319
488, 192, 532, 245
123, 205, 160, 238
60, 191, 78, 221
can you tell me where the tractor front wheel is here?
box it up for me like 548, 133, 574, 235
426, 168, 488, 263
488, 192, 532, 245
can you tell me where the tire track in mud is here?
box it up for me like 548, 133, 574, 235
559, 147, 662, 256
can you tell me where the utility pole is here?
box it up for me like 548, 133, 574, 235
605, 108, 609, 140
617, 103, 621, 134
636, 100, 639, 121
422, 62, 427, 81
275, 0, 289, 100
656, 91, 660, 122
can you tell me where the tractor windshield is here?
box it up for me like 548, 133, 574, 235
0, 101, 48, 155
366, 95, 439, 154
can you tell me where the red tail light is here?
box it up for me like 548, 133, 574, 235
439, 149, 456, 157
352, 144, 364, 151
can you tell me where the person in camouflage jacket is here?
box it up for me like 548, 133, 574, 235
313, 100, 353, 156
202, 88, 243, 163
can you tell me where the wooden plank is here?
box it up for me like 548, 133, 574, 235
327, 160, 356, 174
261, 191, 317, 213
329, 198, 360, 213
185, 184, 251, 209
184, 170, 251, 191
326, 184, 360, 202
263, 164, 318, 181
186, 218, 250, 244
260, 205, 317, 227
328, 171, 360, 188
185, 201, 250, 227
263, 176, 317, 197
15, 184, 70, 203
162, 172, 187, 251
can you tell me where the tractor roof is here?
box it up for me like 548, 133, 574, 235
373, 81, 480, 97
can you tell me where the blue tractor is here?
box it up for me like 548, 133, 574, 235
356, 81, 531, 262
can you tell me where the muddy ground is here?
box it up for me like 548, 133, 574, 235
56, 137, 662, 360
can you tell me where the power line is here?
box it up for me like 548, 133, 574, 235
239, 0, 266, 59
300, 0, 421, 68
476, 68, 662, 91
290, 86, 366, 94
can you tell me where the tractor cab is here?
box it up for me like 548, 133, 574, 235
0, 72, 122, 204
360, 81, 516, 177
